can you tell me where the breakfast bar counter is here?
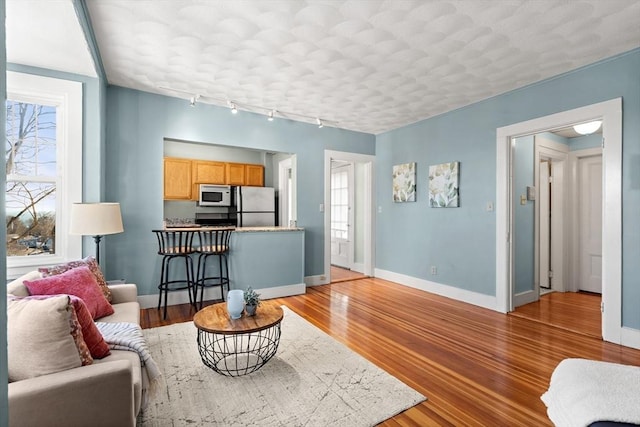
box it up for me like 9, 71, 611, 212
162, 226, 305, 300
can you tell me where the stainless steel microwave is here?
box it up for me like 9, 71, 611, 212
199, 184, 231, 206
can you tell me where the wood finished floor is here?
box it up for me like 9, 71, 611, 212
330, 265, 367, 283
141, 278, 640, 426
510, 291, 602, 338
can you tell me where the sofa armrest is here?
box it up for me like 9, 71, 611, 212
108, 283, 138, 304
9, 360, 136, 427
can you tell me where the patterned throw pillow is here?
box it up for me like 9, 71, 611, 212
69, 295, 111, 359
68, 299, 94, 366
25, 266, 115, 320
39, 256, 113, 303
8, 294, 89, 381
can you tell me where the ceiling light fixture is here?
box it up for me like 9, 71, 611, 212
573, 120, 602, 135
230, 103, 238, 114
189, 94, 200, 107
268, 110, 274, 121
317, 118, 324, 128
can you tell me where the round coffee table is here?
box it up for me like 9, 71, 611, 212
193, 301, 283, 376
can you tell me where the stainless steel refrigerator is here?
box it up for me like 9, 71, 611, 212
234, 186, 276, 227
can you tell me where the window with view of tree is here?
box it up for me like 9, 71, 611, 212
6, 101, 57, 257
6, 71, 82, 278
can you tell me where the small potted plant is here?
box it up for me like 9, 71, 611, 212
243, 287, 261, 316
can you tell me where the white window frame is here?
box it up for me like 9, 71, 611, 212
6, 72, 82, 279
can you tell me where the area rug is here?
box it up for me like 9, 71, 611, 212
138, 306, 425, 426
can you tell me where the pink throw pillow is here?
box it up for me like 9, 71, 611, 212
69, 296, 111, 359
24, 266, 115, 320
39, 256, 113, 302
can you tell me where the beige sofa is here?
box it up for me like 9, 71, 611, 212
7, 278, 144, 427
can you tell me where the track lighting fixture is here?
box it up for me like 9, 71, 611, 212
162, 86, 337, 128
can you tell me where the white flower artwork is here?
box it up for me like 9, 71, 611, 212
429, 162, 459, 207
392, 162, 416, 202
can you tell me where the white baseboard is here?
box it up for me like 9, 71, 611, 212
514, 289, 537, 307
304, 274, 329, 286
621, 327, 640, 350
138, 283, 306, 309
374, 268, 497, 311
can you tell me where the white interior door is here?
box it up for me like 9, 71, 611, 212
579, 155, 603, 293
330, 163, 354, 269
539, 160, 551, 290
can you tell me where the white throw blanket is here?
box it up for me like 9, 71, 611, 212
96, 322, 163, 408
541, 358, 640, 427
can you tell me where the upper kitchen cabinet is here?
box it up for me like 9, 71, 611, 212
227, 163, 265, 186
163, 157, 192, 200
245, 164, 265, 186
226, 162, 246, 186
192, 160, 227, 200
193, 160, 227, 184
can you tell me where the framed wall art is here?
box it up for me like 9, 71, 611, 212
392, 162, 416, 202
428, 161, 459, 207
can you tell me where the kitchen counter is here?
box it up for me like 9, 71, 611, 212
163, 226, 304, 232
156, 225, 305, 301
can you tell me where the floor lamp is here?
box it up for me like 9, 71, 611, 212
70, 203, 124, 264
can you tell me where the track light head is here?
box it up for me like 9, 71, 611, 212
190, 95, 201, 107
317, 118, 324, 128
230, 103, 238, 114
268, 110, 274, 121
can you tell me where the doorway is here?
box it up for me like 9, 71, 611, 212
330, 161, 354, 269
324, 150, 375, 284
496, 98, 622, 345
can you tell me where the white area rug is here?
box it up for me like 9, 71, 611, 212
138, 306, 425, 426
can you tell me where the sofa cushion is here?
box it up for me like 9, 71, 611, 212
98, 301, 141, 325
7, 270, 42, 297
39, 256, 113, 302
24, 266, 115, 320
69, 295, 111, 359
8, 294, 86, 381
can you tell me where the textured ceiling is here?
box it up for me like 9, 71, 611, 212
6, 0, 96, 77
14, 1, 640, 135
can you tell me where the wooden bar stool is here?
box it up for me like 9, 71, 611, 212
152, 229, 197, 319
195, 228, 234, 310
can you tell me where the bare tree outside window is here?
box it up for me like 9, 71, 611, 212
5, 100, 57, 257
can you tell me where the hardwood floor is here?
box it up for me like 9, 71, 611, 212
140, 277, 640, 426
510, 291, 602, 338
331, 265, 367, 283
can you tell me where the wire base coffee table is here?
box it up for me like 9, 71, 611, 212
193, 301, 284, 376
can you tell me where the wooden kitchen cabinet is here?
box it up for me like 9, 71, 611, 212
192, 160, 227, 200
226, 163, 265, 186
245, 164, 264, 186
163, 157, 192, 200
193, 160, 227, 184
226, 163, 246, 186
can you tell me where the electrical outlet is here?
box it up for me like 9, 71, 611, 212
430, 266, 437, 275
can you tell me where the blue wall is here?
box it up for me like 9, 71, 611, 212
375, 49, 640, 329
104, 87, 374, 295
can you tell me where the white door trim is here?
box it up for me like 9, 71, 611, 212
278, 157, 295, 227
324, 150, 375, 284
569, 147, 603, 293
496, 98, 622, 345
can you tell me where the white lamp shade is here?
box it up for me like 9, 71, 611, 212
70, 203, 124, 236
573, 120, 602, 135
